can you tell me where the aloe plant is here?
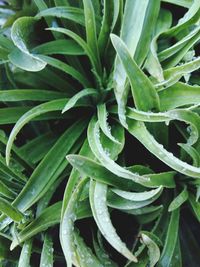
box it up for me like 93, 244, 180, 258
0, 0, 200, 266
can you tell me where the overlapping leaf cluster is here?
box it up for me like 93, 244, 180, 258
0, 0, 200, 266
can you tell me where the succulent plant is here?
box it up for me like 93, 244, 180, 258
1, 0, 200, 266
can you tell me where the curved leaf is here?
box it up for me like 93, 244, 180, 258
112, 187, 163, 202
112, 0, 150, 126
89, 180, 138, 262
62, 88, 98, 113
60, 178, 88, 267
107, 189, 162, 210
67, 155, 176, 189
111, 34, 160, 112
127, 119, 200, 178
9, 48, 46, 72
97, 103, 120, 144
145, 8, 172, 82
134, 0, 160, 66
6, 99, 67, 164
162, 0, 200, 37
141, 233, 160, 267
87, 116, 175, 187
127, 107, 200, 146
36, 6, 86, 26
168, 186, 188, 212
10, 17, 46, 71
47, 27, 99, 74
156, 56, 200, 89
159, 82, 200, 111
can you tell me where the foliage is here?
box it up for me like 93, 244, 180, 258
0, 0, 200, 266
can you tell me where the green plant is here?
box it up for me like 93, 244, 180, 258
0, 0, 200, 266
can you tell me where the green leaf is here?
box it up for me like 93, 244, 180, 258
37, 55, 91, 88
60, 177, 88, 267
11, 17, 37, 54
5, 99, 66, 164
112, 0, 151, 125
0, 180, 16, 199
36, 177, 61, 217
127, 107, 200, 147
11, 202, 61, 249
141, 232, 160, 267
93, 232, 118, 267
87, 116, 149, 185
168, 186, 188, 212
67, 154, 175, 189
82, 0, 101, 75
134, 0, 160, 66
97, 103, 120, 144
18, 239, 32, 267
61, 140, 93, 219
36, 6, 86, 25
67, 154, 135, 189
40, 234, 53, 267
10, 17, 47, 71
112, 187, 163, 202
2, 2, 200, 265
73, 228, 103, 267
0, 197, 24, 222
162, 0, 200, 37
87, 116, 175, 187
10, 119, 87, 213
0, 35, 15, 51
188, 192, 200, 221
111, 34, 160, 112
127, 119, 200, 178
9, 48, 46, 72
180, 143, 200, 167
158, 25, 200, 67
47, 27, 100, 74
107, 190, 162, 210
136, 209, 163, 224
76, 198, 92, 219
34, 0, 48, 10
145, 9, 172, 82
32, 39, 84, 56
124, 205, 163, 216
59, 141, 93, 265
0, 89, 67, 102
159, 82, 200, 111
157, 209, 180, 267
0, 155, 27, 182
62, 88, 98, 113
89, 180, 138, 262
19, 131, 57, 164
0, 106, 71, 125
156, 56, 200, 90
97, 0, 114, 57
